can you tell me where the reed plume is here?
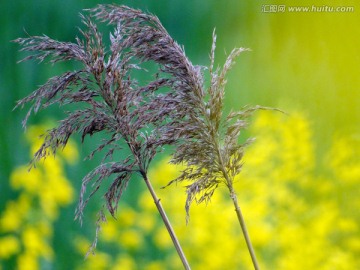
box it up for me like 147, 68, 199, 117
162, 30, 272, 270
14, 4, 192, 269
14, 4, 274, 269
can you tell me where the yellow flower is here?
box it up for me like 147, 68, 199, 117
10, 165, 43, 193
17, 252, 38, 270
101, 219, 119, 242
1, 123, 78, 268
112, 255, 136, 270
0, 236, 20, 259
153, 227, 172, 249
135, 212, 156, 233
80, 252, 111, 270
117, 207, 137, 227
119, 229, 143, 250
44, 173, 74, 205
0, 194, 32, 233
61, 140, 79, 164
144, 261, 165, 270
138, 192, 157, 213
327, 136, 360, 184
141, 111, 360, 269
22, 226, 53, 259
73, 236, 91, 254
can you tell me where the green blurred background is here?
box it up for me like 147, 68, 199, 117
1, 0, 359, 269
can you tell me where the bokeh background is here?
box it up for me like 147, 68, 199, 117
1, 0, 359, 269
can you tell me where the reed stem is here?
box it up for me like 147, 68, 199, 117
142, 172, 191, 270
228, 186, 260, 270
218, 147, 260, 270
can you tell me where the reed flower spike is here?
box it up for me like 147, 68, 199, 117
14, 4, 274, 269
14, 4, 194, 269
163, 30, 277, 269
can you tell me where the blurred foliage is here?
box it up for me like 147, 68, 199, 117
1, 111, 359, 269
1, 0, 359, 269
3, 1, 359, 177
0, 125, 78, 270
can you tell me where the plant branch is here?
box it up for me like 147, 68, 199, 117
15, 5, 194, 266
141, 171, 191, 270
217, 143, 260, 270
228, 184, 260, 270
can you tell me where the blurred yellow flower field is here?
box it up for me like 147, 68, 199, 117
0, 125, 77, 270
2, 1, 359, 269
2, 111, 358, 269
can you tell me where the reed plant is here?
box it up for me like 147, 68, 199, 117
15, 4, 271, 269
14, 5, 191, 269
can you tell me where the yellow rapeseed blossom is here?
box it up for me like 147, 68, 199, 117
22, 226, 54, 259
101, 219, 120, 242
144, 261, 165, 270
153, 226, 172, 249
0, 124, 77, 269
327, 136, 360, 185
111, 255, 136, 270
0, 201, 24, 232
17, 252, 38, 270
61, 140, 79, 165
0, 236, 20, 259
135, 212, 156, 233
31, 110, 355, 270
132, 111, 358, 269
10, 164, 43, 193
73, 236, 92, 255
235, 111, 360, 269
119, 229, 143, 250
117, 206, 137, 227
79, 252, 112, 270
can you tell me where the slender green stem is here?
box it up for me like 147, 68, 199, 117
216, 145, 260, 270
228, 186, 260, 270
142, 172, 191, 270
